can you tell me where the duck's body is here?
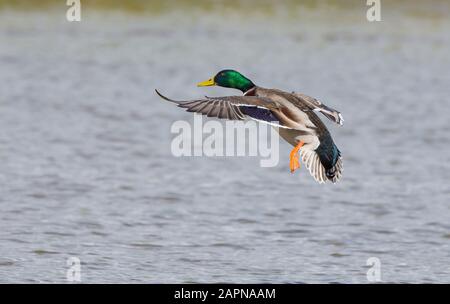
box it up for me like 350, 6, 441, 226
156, 70, 343, 184
243, 86, 342, 183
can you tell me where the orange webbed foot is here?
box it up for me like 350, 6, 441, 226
289, 141, 305, 174
290, 154, 300, 173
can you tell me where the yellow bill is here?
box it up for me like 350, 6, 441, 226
197, 78, 215, 87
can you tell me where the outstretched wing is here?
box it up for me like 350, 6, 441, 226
291, 92, 344, 126
156, 89, 290, 128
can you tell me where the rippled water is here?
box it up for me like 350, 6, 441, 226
0, 7, 449, 283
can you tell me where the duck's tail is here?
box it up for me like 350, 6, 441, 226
323, 154, 343, 183
299, 135, 343, 184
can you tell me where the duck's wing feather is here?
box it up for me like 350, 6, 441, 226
156, 90, 292, 128
291, 92, 344, 126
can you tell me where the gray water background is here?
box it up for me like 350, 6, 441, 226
0, 4, 449, 283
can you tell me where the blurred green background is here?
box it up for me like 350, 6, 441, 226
0, 0, 448, 19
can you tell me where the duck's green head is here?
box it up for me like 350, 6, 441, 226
197, 69, 255, 93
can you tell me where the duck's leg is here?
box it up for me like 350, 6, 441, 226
289, 141, 305, 173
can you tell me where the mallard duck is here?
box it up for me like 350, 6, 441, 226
156, 69, 343, 183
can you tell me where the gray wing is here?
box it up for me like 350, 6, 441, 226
156, 89, 281, 123
291, 92, 344, 126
